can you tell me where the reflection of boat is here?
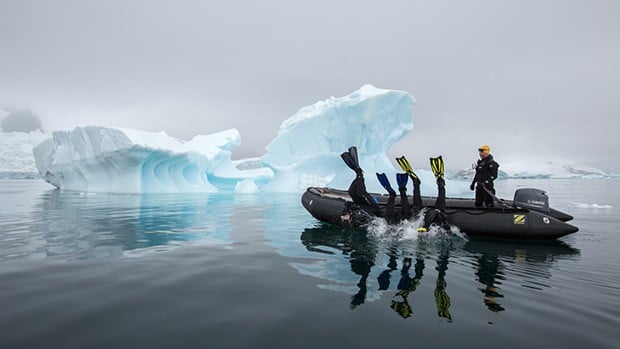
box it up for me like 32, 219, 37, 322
463, 239, 581, 261
300, 225, 372, 253
301, 187, 579, 239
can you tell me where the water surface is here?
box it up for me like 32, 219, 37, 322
1, 179, 619, 348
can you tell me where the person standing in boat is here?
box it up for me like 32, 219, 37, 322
470, 144, 500, 208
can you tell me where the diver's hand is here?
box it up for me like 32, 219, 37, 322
470, 183, 475, 191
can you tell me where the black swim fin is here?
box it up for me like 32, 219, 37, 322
430, 156, 444, 180
396, 156, 420, 183
341, 151, 357, 171
348, 146, 360, 168
376, 172, 395, 195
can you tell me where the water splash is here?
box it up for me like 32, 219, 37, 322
365, 212, 467, 244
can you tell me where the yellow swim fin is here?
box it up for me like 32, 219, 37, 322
429, 156, 444, 180
395, 156, 420, 181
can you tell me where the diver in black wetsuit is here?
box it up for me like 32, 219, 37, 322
380, 155, 450, 231
339, 146, 381, 226
376, 172, 411, 224
341, 147, 380, 214
339, 147, 450, 231
421, 156, 451, 231
470, 144, 500, 208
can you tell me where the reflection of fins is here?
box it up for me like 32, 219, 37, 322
396, 156, 420, 182
341, 151, 357, 171
430, 156, 444, 180
376, 173, 395, 195
396, 173, 408, 189
348, 146, 359, 167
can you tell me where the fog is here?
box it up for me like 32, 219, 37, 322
1, 0, 618, 171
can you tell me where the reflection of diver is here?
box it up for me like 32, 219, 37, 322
349, 248, 375, 309
300, 225, 379, 309
465, 239, 580, 314
377, 247, 398, 291
387, 249, 452, 321
476, 253, 505, 313
434, 252, 452, 321
390, 257, 425, 319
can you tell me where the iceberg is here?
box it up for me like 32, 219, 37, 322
33, 126, 273, 193
260, 84, 416, 193
32, 84, 426, 194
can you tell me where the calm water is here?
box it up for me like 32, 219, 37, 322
1, 179, 619, 349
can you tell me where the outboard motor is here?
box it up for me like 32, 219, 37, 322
513, 188, 550, 214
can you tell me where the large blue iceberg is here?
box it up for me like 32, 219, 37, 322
32, 85, 463, 194
33, 127, 272, 193
260, 84, 414, 193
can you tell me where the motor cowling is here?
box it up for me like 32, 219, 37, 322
513, 188, 550, 214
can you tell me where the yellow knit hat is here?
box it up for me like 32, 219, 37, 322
478, 144, 490, 154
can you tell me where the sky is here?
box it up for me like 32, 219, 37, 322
1, 0, 618, 172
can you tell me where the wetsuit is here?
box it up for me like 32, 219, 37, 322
422, 178, 450, 230
471, 154, 499, 207
348, 169, 381, 215
384, 183, 412, 224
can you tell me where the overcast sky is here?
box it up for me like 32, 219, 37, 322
1, 0, 618, 171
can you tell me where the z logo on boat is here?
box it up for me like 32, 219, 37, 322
513, 214, 526, 225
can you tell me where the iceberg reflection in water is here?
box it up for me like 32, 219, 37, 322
0, 187, 235, 261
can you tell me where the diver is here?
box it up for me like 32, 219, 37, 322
393, 155, 451, 231
341, 146, 381, 214
470, 144, 500, 208
376, 172, 411, 224
340, 146, 381, 226
422, 156, 451, 231
340, 147, 450, 231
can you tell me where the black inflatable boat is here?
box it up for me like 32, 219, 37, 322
301, 187, 578, 240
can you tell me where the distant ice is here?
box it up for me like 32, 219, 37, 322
454, 160, 616, 180
568, 202, 612, 209
0, 130, 47, 179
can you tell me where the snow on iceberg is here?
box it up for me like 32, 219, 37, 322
260, 84, 416, 193
33, 126, 273, 193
